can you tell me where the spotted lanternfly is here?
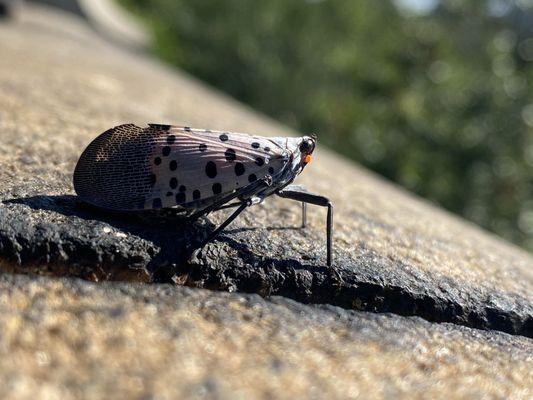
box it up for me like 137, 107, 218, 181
73, 124, 333, 266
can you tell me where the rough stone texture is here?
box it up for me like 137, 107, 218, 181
1, 272, 532, 400
0, 4, 532, 341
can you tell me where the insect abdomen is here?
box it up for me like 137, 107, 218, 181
73, 124, 156, 211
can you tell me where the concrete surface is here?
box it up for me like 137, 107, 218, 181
0, 272, 531, 400
27, 0, 149, 49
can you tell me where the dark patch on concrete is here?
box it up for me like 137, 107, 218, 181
0, 193, 212, 280
1, 192, 531, 338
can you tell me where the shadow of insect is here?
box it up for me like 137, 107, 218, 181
2, 195, 327, 287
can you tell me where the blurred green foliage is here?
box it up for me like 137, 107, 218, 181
119, 0, 533, 250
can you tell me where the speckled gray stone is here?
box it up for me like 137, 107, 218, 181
0, 272, 531, 400
0, 5, 531, 339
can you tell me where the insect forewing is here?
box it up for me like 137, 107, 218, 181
146, 125, 288, 209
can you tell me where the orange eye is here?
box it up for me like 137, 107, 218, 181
304, 154, 312, 164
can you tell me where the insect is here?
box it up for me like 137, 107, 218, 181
73, 124, 333, 266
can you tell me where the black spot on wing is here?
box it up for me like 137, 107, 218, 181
169, 160, 177, 171
205, 161, 217, 178
268, 167, 275, 174
212, 183, 222, 195
176, 192, 186, 204
219, 133, 229, 142
235, 162, 245, 176
251, 142, 260, 149
154, 157, 161, 166
225, 148, 236, 162
199, 143, 207, 152
255, 157, 264, 166
167, 135, 176, 144
248, 174, 257, 183
162, 146, 171, 156
149, 124, 171, 131
193, 189, 201, 200
170, 177, 178, 189
179, 185, 186, 192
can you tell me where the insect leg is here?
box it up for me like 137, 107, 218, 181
198, 201, 249, 249
302, 202, 307, 228
277, 187, 333, 266
188, 178, 271, 221
187, 192, 244, 222
281, 184, 307, 228
213, 201, 243, 211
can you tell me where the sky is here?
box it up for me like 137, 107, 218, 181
393, 0, 440, 15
